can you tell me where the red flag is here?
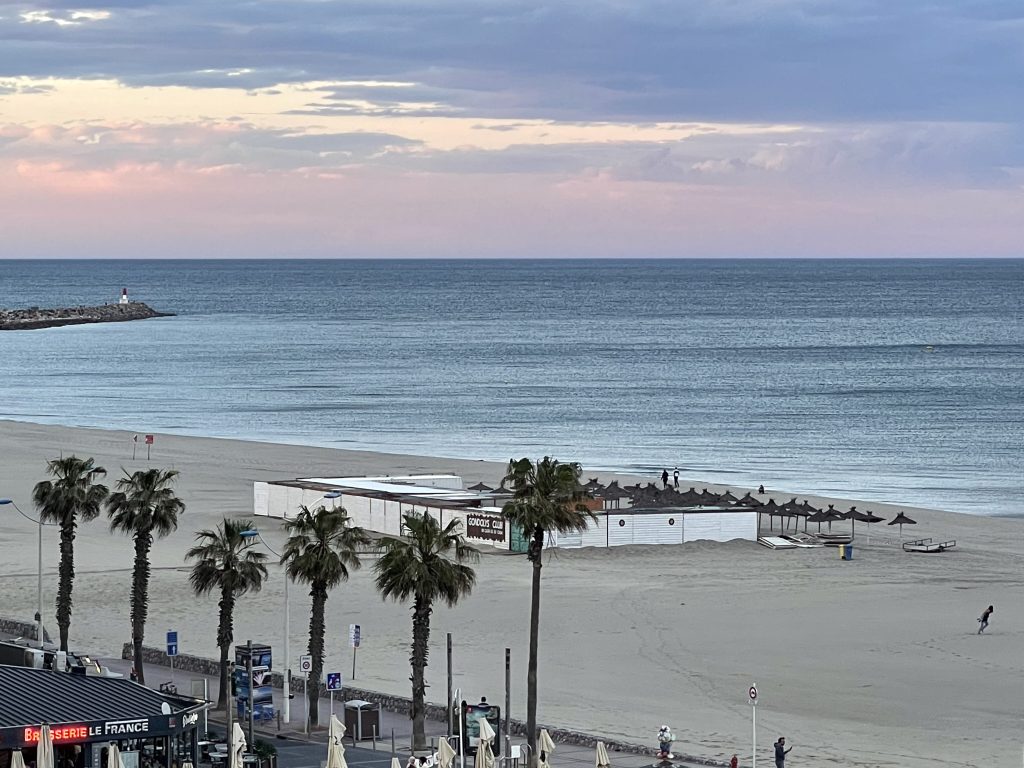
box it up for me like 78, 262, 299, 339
145, 434, 154, 445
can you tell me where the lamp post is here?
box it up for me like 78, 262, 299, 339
0, 498, 47, 646
241, 490, 341, 727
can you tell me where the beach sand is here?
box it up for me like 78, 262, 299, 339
0, 420, 1021, 768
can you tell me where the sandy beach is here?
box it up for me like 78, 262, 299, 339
0, 419, 1021, 768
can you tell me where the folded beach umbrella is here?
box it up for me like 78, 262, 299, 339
37, 725, 54, 768
888, 512, 917, 538
11, 751, 26, 768
539, 729, 556, 768
437, 738, 457, 768
595, 741, 611, 768
391, 758, 402, 768
327, 715, 348, 768
107, 744, 126, 768
474, 718, 496, 768
230, 722, 247, 768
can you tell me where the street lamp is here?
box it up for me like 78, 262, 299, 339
0, 498, 48, 646
240, 490, 340, 728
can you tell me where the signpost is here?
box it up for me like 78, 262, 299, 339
145, 434, 154, 460
326, 672, 342, 716
349, 624, 361, 680
299, 655, 313, 733
749, 684, 758, 768
166, 631, 178, 679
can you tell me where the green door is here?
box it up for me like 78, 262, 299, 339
509, 523, 529, 553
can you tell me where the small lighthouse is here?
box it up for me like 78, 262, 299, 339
119, 288, 129, 305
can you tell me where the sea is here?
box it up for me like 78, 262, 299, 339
1, 259, 1021, 517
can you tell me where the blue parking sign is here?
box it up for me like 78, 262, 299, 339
166, 630, 178, 657
326, 672, 342, 691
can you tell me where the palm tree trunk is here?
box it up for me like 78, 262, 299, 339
217, 585, 235, 709
410, 594, 432, 751
131, 530, 153, 685
56, 519, 77, 652
308, 582, 327, 728
526, 527, 545, 767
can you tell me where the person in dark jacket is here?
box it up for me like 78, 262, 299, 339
774, 737, 792, 768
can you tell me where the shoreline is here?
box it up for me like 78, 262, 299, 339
0, 416, 999, 525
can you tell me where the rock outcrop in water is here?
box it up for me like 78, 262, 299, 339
0, 301, 174, 331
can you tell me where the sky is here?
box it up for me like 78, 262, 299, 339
1, 0, 1023, 258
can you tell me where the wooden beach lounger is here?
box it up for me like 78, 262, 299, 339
902, 537, 957, 553
759, 536, 798, 549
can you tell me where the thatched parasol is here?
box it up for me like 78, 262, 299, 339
467, 482, 493, 492
888, 512, 917, 538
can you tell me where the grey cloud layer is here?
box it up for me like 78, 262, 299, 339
2, 0, 1023, 122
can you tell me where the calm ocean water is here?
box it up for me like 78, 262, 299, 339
1, 259, 1021, 516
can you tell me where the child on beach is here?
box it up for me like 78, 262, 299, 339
978, 605, 994, 633
656, 725, 675, 760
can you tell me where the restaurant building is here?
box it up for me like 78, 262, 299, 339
0, 666, 207, 768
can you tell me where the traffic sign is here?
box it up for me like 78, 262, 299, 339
166, 630, 178, 657
349, 624, 361, 648
749, 684, 758, 704
326, 672, 342, 691
299, 655, 313, 673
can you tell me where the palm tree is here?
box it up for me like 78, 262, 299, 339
375, 512, 478, 750
107, 468, 186, 684
281, 505, 369, 726
501, 457, 594, 764
187, 518, 268, 708
32, 455, 109, 652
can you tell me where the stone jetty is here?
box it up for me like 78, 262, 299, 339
0, 301, 174, 331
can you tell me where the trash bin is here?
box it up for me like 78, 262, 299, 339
344, 699, 380, 741
840, 544, 853, 560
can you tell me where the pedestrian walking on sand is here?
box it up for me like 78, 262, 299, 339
730, 755, 738, 768
673, 468, 680, 488
774, 737, 792, 768
661, 469, 669, 488
978, 604, 994, 633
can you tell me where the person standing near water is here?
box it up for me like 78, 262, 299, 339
978, 605, 994, 633
673, 468, 680, 488
662, 469, 669, 488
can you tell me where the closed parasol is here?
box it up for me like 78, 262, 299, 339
474, 718, 495, 768
595, 742, 610, 768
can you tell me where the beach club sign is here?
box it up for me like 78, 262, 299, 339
465, 513, 505, 542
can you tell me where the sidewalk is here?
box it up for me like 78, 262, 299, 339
102, 656, 708, 768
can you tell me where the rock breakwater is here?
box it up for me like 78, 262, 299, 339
0, 301, 174, 330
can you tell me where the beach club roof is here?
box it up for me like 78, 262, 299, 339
283, 477, 499, 508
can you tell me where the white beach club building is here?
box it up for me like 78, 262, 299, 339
253, 475, 759, 550
253, 475, 519, 549
548, 506, 758, 548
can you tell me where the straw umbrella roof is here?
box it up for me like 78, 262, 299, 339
600, 481, 632, 500
678, 487, 703, 505
467, 482, 493, 492
719, 490, 739, 503
583, 478, 605, 492
797, 500, 819, 516
737, 492, 762, 507
889, 512, 917, 526
861, 510, 885, 523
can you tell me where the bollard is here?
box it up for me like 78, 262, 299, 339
372, 724, 377, 751
277, 710, 281, 732
391, 728, 395, 758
